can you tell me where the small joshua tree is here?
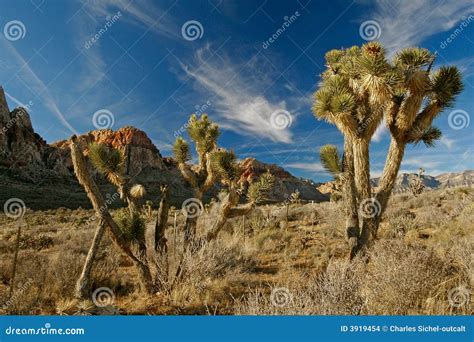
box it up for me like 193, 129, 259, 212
409, 168, 425, 197
313, 42, 463, 257
319, 144, 344, 202
173, 114, 219, 244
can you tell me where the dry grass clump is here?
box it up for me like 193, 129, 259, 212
362, 240, 452, 315
236, 258, 364, 315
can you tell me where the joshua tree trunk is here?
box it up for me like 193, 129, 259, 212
352, 137, 374, 249
70, 139, 154, 294
374, 137, 406, 228
75, 219, 106, 299
343, 138, 360, 259
205, 188, 242, 241
155, 186, 169, 252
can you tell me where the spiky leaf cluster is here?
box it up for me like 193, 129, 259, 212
187, 114, 220, 156
209, 149, 241, 183
88, 143, 124, 186
408, 126, 442, 147
314, 43, 463, 143
247, 171, 275, 204
114, 208, 146, 241
430, 66, 463, 107
319, 144, 342, 176
173, 137, 191, 164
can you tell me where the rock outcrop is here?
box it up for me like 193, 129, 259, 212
52, 127, 165, 177
238, 158, 328, 202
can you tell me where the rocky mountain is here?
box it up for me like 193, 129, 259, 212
371, 171, 473, 194
0, 86, 326, 209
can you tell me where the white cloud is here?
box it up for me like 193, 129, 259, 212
180, 47, 295, 143
369, 0, 474, 53
440, 136, 455, 149
372, 124, 386, 142
285, 162, 326, 173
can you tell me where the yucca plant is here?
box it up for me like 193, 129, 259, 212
319, 144, 344, 202
173, 114, 220, 244
70, 138, 154, 296
313, 43, 463, 257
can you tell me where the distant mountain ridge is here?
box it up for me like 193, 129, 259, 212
370, 170, 473, 193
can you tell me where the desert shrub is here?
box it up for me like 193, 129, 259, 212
169, 233, 255, 305
362, 240, 451, 315
236, 258, 364, 315
5, 233, 54, 251
386, 211, 418, 238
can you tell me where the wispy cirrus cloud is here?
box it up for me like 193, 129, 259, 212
180, 46, 296, 143
367, 0, 474, 53
0, 37, 78, 135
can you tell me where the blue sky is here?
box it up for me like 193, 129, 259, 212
0, 0, 473, 182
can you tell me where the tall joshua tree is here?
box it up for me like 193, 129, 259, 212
313, 42, 462, 256
71, 139, 166, 296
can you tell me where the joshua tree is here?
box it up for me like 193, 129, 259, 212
173, 114, 276, 242
173, 114, 219, 244
319, 144, 344, 202
205, 168, 275, 241
408, 168, 425, 197
313, 42, 462, 256
71, 139, 168, 297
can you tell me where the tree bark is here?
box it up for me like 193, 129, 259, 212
74, 219, 106, 299
343, 138, 360, 259
205, 188, 241, 241
70, 139, 154, 294
352, 137, 373, 250
374, 137, 406, 229
155, 186, 169, 252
